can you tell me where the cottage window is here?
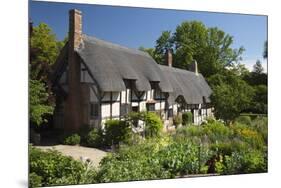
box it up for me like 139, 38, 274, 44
146, 103, 155, 112
120, 103, 131, 116
90, 103, 99, 118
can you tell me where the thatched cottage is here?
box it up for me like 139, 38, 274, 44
51, 9, 213, 132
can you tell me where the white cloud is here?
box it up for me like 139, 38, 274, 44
240, 59, 268, 73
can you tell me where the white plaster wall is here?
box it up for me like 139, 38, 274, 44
101, 103, 110, 118
160, 101, 166, 110
193, 109, 199, 125
121, 91, 126, 103
146, 90, 154, 100
173, 104, 178, 115
139, 101, 146, 112
112, 102, 120, 117
126, 89, 130, 103
132, 102, 139, 107
155, 102, 161, 110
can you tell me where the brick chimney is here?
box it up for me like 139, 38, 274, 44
64, 9, 83, 132
69, 9, 82, 49
165, 49, 173, 67
189, 60, 199, 75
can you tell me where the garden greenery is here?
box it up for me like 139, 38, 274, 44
29, 146, 97, 187
182, 112, 193, 126
63, 134, 81, 145
30, 116, 267, 186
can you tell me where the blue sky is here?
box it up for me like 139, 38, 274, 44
30, 1, 267, 71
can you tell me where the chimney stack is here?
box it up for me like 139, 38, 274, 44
65, 9, 83, 132
189, 60, 199, 75
69, 9, 82, 50
165, 49, 173, 67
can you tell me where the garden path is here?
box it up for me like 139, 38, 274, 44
36, 145, 107, 168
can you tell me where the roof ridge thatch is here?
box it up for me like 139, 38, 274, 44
80, 34, 151, 58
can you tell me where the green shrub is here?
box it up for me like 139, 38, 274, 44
86, 128, 104, 148
235, 116, 252, 126
157, 141, 212, 175
176, 125, 204, 137
230, 123, 265, 150
182, 112, 193, 126
221, 150, 267, 174
239, 150, 267, 173
29, 172, 42, 188
144, 112, 163, 137
63, 134, 81, 145
251, 116, 268, 143
104, 119, 131, 146
203, 121, 231, 142
29, 146, 97, 186
173, 114, 182, 128
96, 139, 170, 182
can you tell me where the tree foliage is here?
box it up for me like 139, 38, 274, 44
152, 21, 244, 78
29, 79, 54, 126
155, 30, 173, 64
209, 72, 254, 123
253, 60, 264, 74
29, 22, 66, 126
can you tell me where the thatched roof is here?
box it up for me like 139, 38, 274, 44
159, 65, 212, 104
76, 35, 173, 92
53, 34, 212, 104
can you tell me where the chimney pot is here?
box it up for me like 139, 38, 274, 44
189, 60, 199, 75
165, 49, 173, 67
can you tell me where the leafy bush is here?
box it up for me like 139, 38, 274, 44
29, 146, 97, 187
176, 125, 204, 138
63, 134, 81, 145
202, 121, 231, 142
29, 172, 42, 188
104, 119, 131, 146
235, 116, 252, 126
251, 116, 268, 143
173, 114, 182, 128
157, 141, 212, 176
96, 139, 170, 182
144, 112, 163, 137
230, 123, 264, 150
217, 150, 267, 175
182, 112, 193, 126
86, 128, 104, 148
239, 150, 267, 173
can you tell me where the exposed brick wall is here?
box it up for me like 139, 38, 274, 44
64, 9, 83, 132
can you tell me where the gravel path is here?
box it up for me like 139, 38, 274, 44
36, 145, 108, 168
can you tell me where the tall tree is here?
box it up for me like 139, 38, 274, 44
29, 22, 66, 126
30, 23, 64, 81
139, 46, 161, 63
30, 80, 54, 126
152, 21, 244, 78
253, 60, 264, 74
154, 31, 173, 64
209, 71, 254, 124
